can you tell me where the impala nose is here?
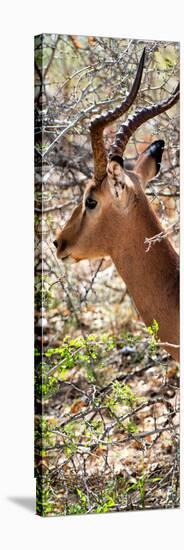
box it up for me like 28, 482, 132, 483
53, 239, 58, 249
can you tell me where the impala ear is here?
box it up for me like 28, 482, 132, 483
107, 158, 137, 204
108, 155, 124, 169
133, 140, 165, 187
107, 158, 126, 200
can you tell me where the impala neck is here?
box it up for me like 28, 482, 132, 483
110, 191, 179, 351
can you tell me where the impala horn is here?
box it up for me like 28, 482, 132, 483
90, 48, 146, 183
109, 83, 180, 160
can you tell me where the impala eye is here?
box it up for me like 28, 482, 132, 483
85, 196, 97, 209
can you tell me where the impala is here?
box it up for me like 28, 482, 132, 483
54, 49, 180, 361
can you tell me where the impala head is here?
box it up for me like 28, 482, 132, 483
54, 49, 179, 262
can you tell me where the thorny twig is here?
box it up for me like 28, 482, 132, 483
145, 222, 179, 252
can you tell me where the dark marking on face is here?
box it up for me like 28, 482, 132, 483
60, 239, 67, 252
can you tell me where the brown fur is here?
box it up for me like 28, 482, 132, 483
55, 153, 179, 361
